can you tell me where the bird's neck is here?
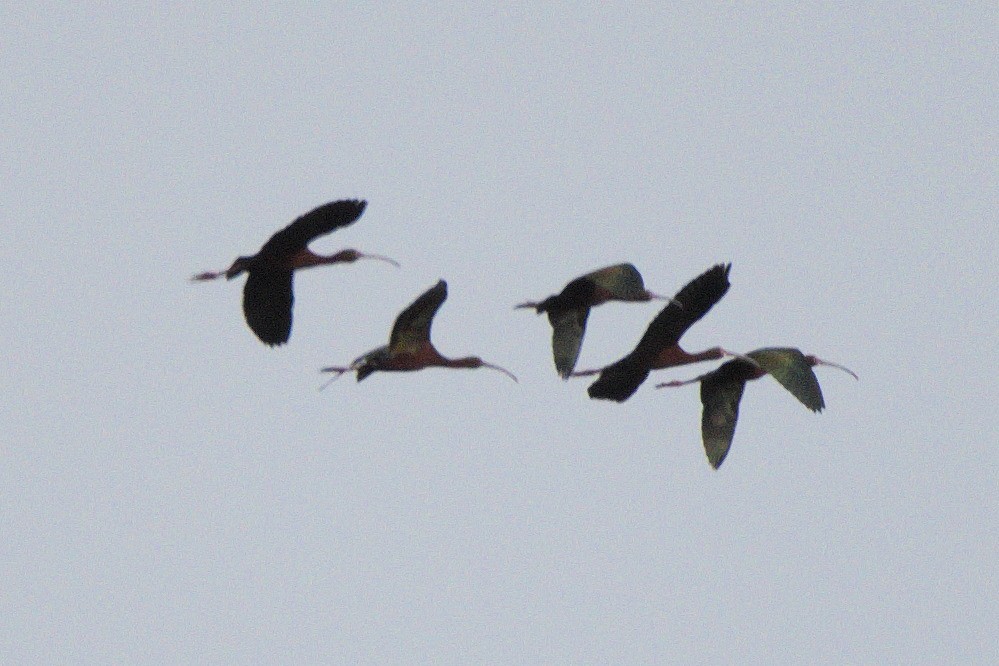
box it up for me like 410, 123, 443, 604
291, 248, 356, 269
653, 345, 725, 369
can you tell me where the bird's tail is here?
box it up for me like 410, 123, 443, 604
514, 301, 544, 314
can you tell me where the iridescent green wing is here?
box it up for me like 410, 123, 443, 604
389, 280, 448, 355
548, 307, 590, 378
699, 366, 748, 469
585, 263, 646, 299
748, 348, 825, 412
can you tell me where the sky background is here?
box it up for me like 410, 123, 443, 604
3, 3, 996, 663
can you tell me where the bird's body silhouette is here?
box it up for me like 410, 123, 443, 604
517, 263, 670, 378
658, 347, 858, 468
321, 280, 518, 383
576, 263, 733, 402
192, 199, 398, 346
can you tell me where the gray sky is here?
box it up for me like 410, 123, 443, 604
4, 3, 996, 663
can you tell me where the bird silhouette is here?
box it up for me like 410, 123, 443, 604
657, 347, 858, 468
517, 263, 673, 378
192, 199, 398, 346
322, 280, 518, 383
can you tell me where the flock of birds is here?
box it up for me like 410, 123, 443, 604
194, 199, 857, 469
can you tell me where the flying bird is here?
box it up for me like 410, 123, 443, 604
657, 347, 858, 469
575, 263, 734, 402
516, 263, 673, 378
192, 199, 398, 346
321, 280, 518, 383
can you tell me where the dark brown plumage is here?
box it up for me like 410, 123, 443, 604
192, 199, 398, 346
321, 281, 518, 383
517, 263, 669, 378
581, 263, 733, 402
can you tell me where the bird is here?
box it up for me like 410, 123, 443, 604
516, 263, 674, 378
574, 263, 735, 402
656, 347, 858, 469
321, 280, 518, 383
192, 199, 398, 346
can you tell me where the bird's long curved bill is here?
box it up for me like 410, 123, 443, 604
358, 253, 401, 268
567, 367, 602, 378
483, 362, 519, 383
813, 358, 859, 380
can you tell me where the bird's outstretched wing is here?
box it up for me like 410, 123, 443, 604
632, 263, 731, 360
699, 365, 748, 469
389, 280, 448, 354
259, 199, 367, 257
586, 264, 731, 402
585, 263, 645, 298
749, 347, 825, 412
243, 268, 294, 346
548, 307, 590, 378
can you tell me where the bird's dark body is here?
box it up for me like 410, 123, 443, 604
587, 263, 732, 402
204, 199, 370, 346
532, 278, 597, 315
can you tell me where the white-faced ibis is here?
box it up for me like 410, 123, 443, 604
657, 347, 858, 469
574, 263, 734, 402
192, 199, 398, 346
321, 280, 518, 383
516, 263, 673, 379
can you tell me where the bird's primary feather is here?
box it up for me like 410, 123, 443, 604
389, 280, 448, 354
258, 199, 367, 258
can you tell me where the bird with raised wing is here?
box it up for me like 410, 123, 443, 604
517, 263, 673, 378
192, 199, 398, 346
321, 280, 518, 383
575, 263, 734, 402
657, 347, 857, 469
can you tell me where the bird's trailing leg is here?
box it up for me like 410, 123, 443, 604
318, 364, 354, 391
655, 373, 710, 389
190, 270, 225, 281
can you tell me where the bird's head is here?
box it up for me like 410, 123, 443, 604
225, 256, 255, 279
330, 249, 400, 267
456, 357, 519, 382
804, 355, 859, 379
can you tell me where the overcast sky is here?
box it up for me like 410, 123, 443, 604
4, 3, 996, 663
